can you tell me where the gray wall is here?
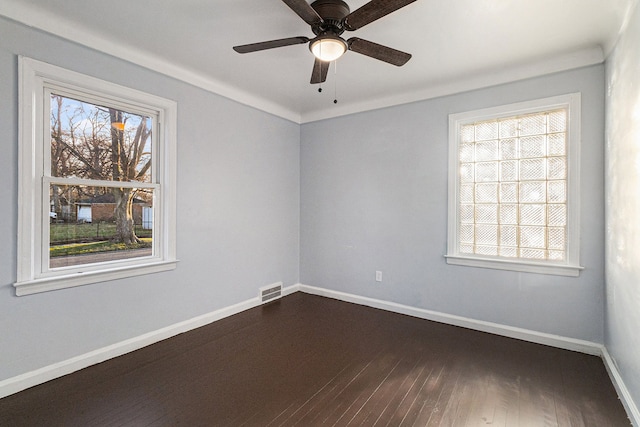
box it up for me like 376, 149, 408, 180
3, 10, 634, 409
0, 17, 300, 381
605, 2, 640, 412
301, 65, 606, 342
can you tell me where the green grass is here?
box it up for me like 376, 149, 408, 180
50, 222, 152, 244
50, 238, 152, 257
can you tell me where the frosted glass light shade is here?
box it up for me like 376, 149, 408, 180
310, 36, 347, 62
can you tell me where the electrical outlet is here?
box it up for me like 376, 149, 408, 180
375, 271, 382, 282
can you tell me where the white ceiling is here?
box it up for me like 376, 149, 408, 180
0, 0, 636, 123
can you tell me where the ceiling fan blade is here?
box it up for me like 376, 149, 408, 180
233, 37, 310, 53
347, 37, 411, 66
282, 0, 323, 25
344, 0, 417, 31
310, 58, 330, 84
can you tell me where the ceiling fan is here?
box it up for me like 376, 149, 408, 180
233, 0, 417, 84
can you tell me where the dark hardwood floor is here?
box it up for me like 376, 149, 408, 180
0, 292, 630, 426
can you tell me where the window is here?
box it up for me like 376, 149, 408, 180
15, 57, 177, 295
446, 94, 582, 276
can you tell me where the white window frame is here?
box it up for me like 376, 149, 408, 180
15, 57, 178, 296
445, 93, 583, 277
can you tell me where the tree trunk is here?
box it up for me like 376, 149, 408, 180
51, 95, 63, 220
109, 109, 139, 245
112, 188, 139, 245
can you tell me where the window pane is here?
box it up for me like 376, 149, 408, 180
548, 134, 566, 156
500, 225, 517, 246
50, 94, 153, 183
476, 183, 498, 203
499, 119, 518, 138
520, 136, 546, 158
520, 158, 545, 181
548, 250, 565, 261
460, 204, 475, 223
475, 140, 498, 161
500, 247, 518, 258
547, 204, 567, 226
499, 138, 518, 160
520, 113, 546, 136
500, 160, 518, 181
499, 204, 518, 224
460, 142, 475, 162
460, 244, 474, 254
548, 181, 567, 203
476, 245, 498, 256
460, 184, 474, 203
475, 121, 498, 141
49, 184, 153, 269
547, 157, 566, 180
548, 110, 567, 132
460, 125, 475, 143
476, 204, 498, 224
499, 184, 518, 203
476, 162, 498, 182
460, 224, 474, 244
475, 224, 498, 245
460, 163, 474, 183
520, 204, 546, 226
521, 248, 546, 259
520, 226, 545, 248
548, 227, 566, 250
520, 181, 546, 203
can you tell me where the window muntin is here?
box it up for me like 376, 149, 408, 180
16, 57, 177, 296
446, 94, 582, 276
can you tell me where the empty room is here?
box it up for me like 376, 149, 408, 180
0, 0, 639, 425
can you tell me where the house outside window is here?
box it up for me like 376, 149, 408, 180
446, 94, 582, 277
15, 57, 177, 296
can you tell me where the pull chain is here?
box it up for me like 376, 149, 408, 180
333, 60, 338, 104
317, 43, 324, 93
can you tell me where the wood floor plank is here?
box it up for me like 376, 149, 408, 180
269, 362, 363, 426
353, 352, 428, 425
338, 353, 411, 425
385, 362, 447, 426
0, 293, 630, 426
309, 355, 393, 425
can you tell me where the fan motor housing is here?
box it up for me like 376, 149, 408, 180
311, 0, 350, 34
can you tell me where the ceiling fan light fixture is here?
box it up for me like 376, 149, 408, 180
310, 35, 347, 62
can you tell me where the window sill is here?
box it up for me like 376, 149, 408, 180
444, 254, 583, 277
14, 260, 178, 296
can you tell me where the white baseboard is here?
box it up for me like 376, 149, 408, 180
298, 284, 602, 354
0, 283, 300, 399
298, 284, 640, 425
602, 347, 640, 426
3, 282, 637, 426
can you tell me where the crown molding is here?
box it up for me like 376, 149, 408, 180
300, 46, 604, 123
0, 3, 604, 125
0, 2, 302, 123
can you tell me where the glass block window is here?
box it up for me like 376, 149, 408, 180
458, 109, 567, 260
447, 94, 582, 276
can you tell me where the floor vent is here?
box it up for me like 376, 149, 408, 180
260, 282, 283, 304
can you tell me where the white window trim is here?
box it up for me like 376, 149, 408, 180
15, 57, 178, 296
445, 93, 583, 277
